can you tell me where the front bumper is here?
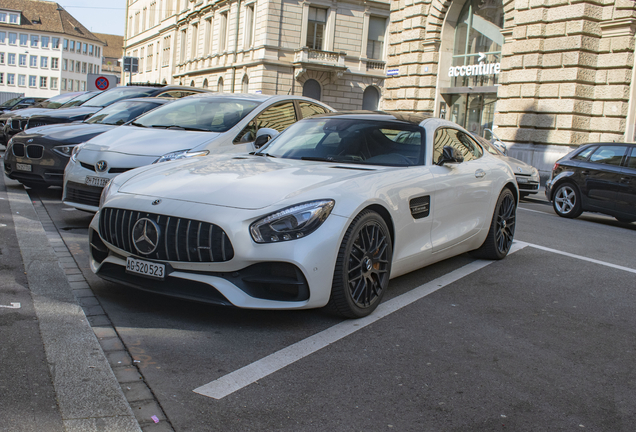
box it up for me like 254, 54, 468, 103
63, 158, 115, 211
88, 197, 348, 310
3, 141, 67, 186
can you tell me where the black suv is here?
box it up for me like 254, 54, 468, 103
546, 142, 636, 223
0, 96, 47, 114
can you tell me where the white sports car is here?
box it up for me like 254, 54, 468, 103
89, 112, 518, 318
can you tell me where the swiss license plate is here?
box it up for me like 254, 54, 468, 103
16, 163, 32, 172
126, 257, 165, 280
85, 175, 109, 187
516, 177, 528, 184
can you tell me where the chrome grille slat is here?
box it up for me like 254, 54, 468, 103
165, 217, 171, 260
175, 219, 181, 261
196, 222, 202, 262
221, 232, 227, 261
185, 220, 192, 262
208, 224, 214, 262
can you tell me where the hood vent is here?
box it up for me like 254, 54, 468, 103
410, 195, 430, 219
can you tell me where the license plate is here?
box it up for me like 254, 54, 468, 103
126, 257, 165, 280
16, 163, 32, 172
515, 176, 528, 184
85, 175, 110, 187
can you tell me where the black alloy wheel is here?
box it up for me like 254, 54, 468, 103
327, 210, 392, 318
471, 188, 517, 260
552, 182, 582, 218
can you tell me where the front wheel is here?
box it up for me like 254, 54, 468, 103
327, 211, 392, 318
552, 183, 582, 218
470, 188, 517, 260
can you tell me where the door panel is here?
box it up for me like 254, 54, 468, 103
577, 145, 627, 212
617, 147, 636, 217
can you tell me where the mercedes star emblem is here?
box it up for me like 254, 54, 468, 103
95, 160, 108, 173
132, 218, 160, 255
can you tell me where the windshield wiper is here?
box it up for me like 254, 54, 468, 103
301, 156, 334, 162
149, 124, 209, 132
254, 152, 276, 158
130, 121, 147, 128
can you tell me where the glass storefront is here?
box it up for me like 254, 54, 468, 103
441, 0, 503, 137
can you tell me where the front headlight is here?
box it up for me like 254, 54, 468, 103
153, 149, 209, 164
99, 179, 114, 209
250, 200, 335, 243
531, 167, 540, 181
70, 143, 84, 162
53, 144, 78, 157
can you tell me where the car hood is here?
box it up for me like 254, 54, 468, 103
0, 108, 52, 120
497, 155, 536, 176
117, 154, 382, 210
30, 106, 100, 121
17, 123, 116, 145
81, 126, 220, 157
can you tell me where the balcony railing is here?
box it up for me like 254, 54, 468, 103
294, 48, 346, 67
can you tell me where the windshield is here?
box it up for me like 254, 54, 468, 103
0, 97, 22, 108
260, 118, 424, 166
86, 100, 165, 125
59, 91, 101, 108
36, 93, 85, 109
132, 97, 261, 132
83, 87, 158, 107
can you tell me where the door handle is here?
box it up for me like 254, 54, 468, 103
581, 170, 590, 175
475, 169, 486, 178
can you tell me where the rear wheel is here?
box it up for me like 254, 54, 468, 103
327, 210, 392, 318
552, 182, 582, 218
470, 188, 517, 260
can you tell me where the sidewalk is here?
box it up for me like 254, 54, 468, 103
0, 167, 141, 431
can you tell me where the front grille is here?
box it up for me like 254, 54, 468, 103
26, 145, 44, 159
65, 181, 103, 207
10, 119, 27, 130
27, 120, 47, 129
99, 207, 234, 263
81, 162, 96, 172
12, 143, 25, 157
80, 162, 132, 175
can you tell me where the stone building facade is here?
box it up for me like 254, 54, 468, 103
383, 0, 636, 175
124, 0, 390, 111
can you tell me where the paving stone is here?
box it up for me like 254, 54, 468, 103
82, 304, 105, 316
113, 367, 144, 383
93, 326, 117, 339
87, 314, 111, 326
66, 274, 86, 282
72, 288, 95, 298
69, 281, 90, 289
122, 381, 155, 402
99, 337, 124, 352
78, 296, 100, 307
129, 400, 166, 425
107, 350, 133, 367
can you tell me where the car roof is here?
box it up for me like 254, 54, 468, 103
305, 110, 434, 125
110, 97, 172, 105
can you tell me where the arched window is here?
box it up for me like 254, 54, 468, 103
302, 79, 321, 101
242, 75, 249, 93
190, 80, 195, 87
218, 77, 224, 92
362, 86, 380, 110
202, 78, 209, 89
161, 78, 167, 85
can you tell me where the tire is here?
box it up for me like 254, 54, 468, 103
615, 217, 635, 224
326, 210, 392, 318
552, 182, 582, 218
470, 188, 517, 260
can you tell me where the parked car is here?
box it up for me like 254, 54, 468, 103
546, 142, 636, 223
63, 93, 334, 212
3, 98, 173, 189
24, 85, 210, 130
88, 112, 518, 318
472, 134, 540, 198
0, 96, 47, 115
0, 92, 92, 143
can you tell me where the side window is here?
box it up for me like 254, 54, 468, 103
588, 146, 627, 166
433, 128, 480, 164
234, 102, 297, 143
572, 146, 596, 161
627, 147, 636, 169
299, 101, 329, 119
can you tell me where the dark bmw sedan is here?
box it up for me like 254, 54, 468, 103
546, 142, 636, 223
3, 98, 172, 189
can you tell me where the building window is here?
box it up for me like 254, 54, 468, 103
0, 53, 4, 64
40, 76, 47, 88
70, 40, 75, 51
42, 36, 49, 48
30, 35, 39, 47
244, 3, 255, 49
0, 13, 5, 22
142, 7, 147, 32
307, 7, 327, 50
96, 47, 100, 58
367, 17, 386, 60
19, 54, 26, 66
19, 34, 27, 46
52, 58, 59, 69
162, 36, 171, 66
63, 39, 68, 50
62, 59, 67, 71
82, 62, 87, 73
9, 32, 17, 45
0, 32, 5, 43
362, 86, 380, 110
242, 75, 249, 93
69, 60, 74, 72
302, 79, 321, 101
29, 55, 37, 67
191, 24, 198, 58
81, 81, 86, 91
18, 74, 25, 86
218, 76, 224, 92
40, 57, 48, 68
95, 65, 99, 74
0, 73, 3, 84
9, 14, 18, 24
204, 18, 212, 54
51, 77, 58, 89
61, 78, 66, 90
83, 43, 87, 54
89, 44, 93, 56
29, 75, 36, 87
52, 37, 59, 49
135, 12, 140, 35
8, 53, 15, 65
147, 44, 153, 71
7, 73, 14, 85
179, 29, 187, 62
219, 12, 228, 52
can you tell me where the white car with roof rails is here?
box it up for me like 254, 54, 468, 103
63, 93, 333, 212
89, 111, 519, 318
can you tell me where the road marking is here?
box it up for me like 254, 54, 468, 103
518, 241, 636, 274
518, 207, 551, 215
193, 241, 528, 400
0, 302, 21, 309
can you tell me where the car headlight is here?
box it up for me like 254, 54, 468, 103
250, 200, 335, 243
153, 149, 209, 164
70, 143, 85, 162
99, 179, 114, 209
531, 167, 540, 181
53, 144, 78, 157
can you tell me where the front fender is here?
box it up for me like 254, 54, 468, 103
545, 171, 577, 201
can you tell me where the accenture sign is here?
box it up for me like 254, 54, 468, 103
448, 52, 501, 78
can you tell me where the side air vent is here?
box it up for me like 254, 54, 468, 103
410, 195, 430, 219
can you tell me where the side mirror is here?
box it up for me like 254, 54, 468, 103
254, 127, 279, 149
438, 146, 464, 166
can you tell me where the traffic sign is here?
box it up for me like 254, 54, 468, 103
95, 76, 109, 90
87, 73, 118, 91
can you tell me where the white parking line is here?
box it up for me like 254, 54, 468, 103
518, 241, 636, 274
193, 241, 528, 400
518, 207, 551, 215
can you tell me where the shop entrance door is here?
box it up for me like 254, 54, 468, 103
446, 93, 497, 138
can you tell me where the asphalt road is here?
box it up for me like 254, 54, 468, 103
17, 185, 636, 431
